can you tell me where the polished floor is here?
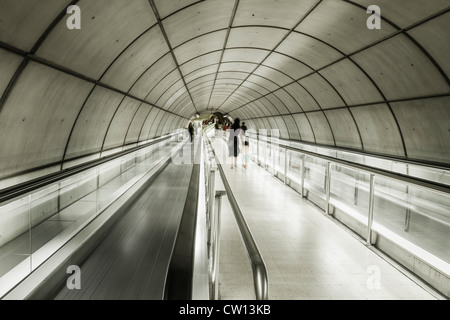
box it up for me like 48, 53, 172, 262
208, 134, 442, 300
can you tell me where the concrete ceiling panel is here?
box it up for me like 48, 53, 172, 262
237, 79, 271, 95
305, 111, 335, 146
246, 75, 280, 92
162, 87, 188, 111
184, 65, 219, 83
227, 91, 256, 106
103, 97, 142, 150
298, 74, 346, 109
222, 48, 269, 64
273, 116, 289, 139
263, 52, 314, 80
296, 0, 397, 54
319, 58, 383, 106
141, 108, 163, 140
65, 86, 124, 159
219, 62, 257, 73
324, 108, 362, 150
282, 115, 301, 140
217, 71, 249, 81
266, 117, 280, 135
124, 104, 153, 144
215, 79, 246, 88
147, 69, 182, 104
276, 32, 343, 70
251, 99, 276, 117
0, 49, 23, 98
292, 113, 315, 143
129, 54, 177, 99
408, 12, 450, 77
170, 94, 192, 114
0, 0, 71, 51
234, 108, 250, 120
253, 65, 293, 87
154, 0, 199, 19
155, 112, 171, 136
159, 114, 174, 136
173, 30, 226, 65
265, 93, 291, 114
352, 0, 450, 29
101, 26, 169, 92
391, 97, 450, 165
352, 34, 449, 100
180, 51, 222, 75
258, 96, 282, 115
1, 0, 449, 180
36, 0, 156, 79
350, 104, 405, 157
156, 79, 185, 106
260, 117, 272, 130
233, 0, 318, 29
240, 103, 263, 118
187, 74, 215, 91
227, 26, 289, 50
272, 88, 304, 114
282, 82, 318, 112
248, 118, 262, 130
232, 86, 264, 100
162, 0, 234, 48
0, 62, 94, 178
243, 103, 265, 118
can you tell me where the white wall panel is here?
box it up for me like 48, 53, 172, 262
391, 97, 450, 164
350, 104, 405, 157
0, 62, 94, 178
324, 108, 362, 150
103, 97, 141, 150
66, 86, 124, 159
36, 0, 155, 79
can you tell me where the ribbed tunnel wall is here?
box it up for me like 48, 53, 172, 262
0, 0, 449, 186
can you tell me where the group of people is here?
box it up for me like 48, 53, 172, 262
187, 117, 250, 170
227, 118, 249, 169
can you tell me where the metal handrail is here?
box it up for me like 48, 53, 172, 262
250, 135, 450, 195
205, 134, 269, 300
0, 131, 183, 203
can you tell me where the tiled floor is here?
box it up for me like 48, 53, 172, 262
209, 135, 441, 300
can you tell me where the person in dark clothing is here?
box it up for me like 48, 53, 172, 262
188, 122, 194, 142
241, 122, 248, 133
215, 122, 219, 136
228, 118, 243, 169
241, 122, 249, 169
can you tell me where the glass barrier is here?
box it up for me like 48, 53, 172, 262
330, 164, 371, 223
0, 132, 183, 297
372, 175, 450, 264
247, 133, 450, 281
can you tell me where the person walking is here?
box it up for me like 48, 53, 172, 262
188, 122, 194, 142
241, 122, 249, 169
228, 118, 243, 169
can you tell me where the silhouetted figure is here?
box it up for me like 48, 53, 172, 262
228, 118, 243, 169
241, 122, 249, 169
188, 122, 194, 142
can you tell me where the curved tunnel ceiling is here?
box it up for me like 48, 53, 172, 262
0, 0, 449, 183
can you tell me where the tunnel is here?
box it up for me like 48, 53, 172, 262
0, 0, 449, 303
